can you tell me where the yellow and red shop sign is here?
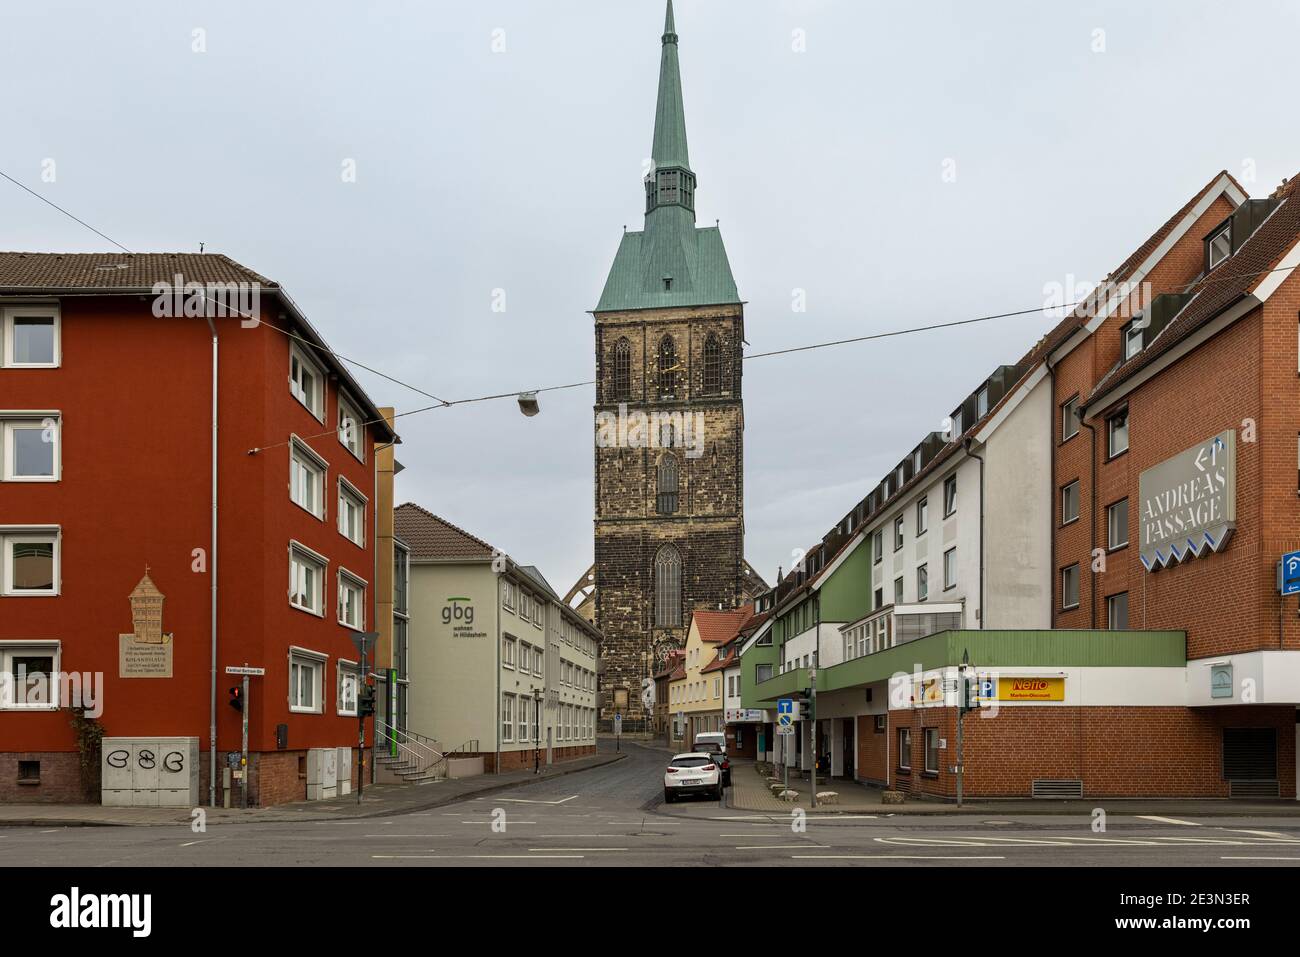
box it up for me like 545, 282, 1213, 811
997, 677, 1065, 701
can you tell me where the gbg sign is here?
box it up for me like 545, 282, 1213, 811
1139, 430, 1236, 572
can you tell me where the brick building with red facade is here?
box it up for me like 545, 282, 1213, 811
0, 253, 396, 806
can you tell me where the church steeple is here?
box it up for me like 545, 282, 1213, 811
645, 0, 695, 218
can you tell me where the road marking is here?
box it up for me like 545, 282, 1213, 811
179, 840, 208, 847
807, 815, 878, 820
735, 844, 831, 850
793, 854, 1005, 861
1226, 829, 1290, 838
498, 795, 580, 806
528, 847, 628, 852
362, 834, 449, 838
459, 821, 536, 825
1221, 856, 1300, 861
1138, 815, 1202, 826
374, 854, 585, 860
40, 829, 60, 834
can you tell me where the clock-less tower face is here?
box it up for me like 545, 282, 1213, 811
590, 1, 746, 726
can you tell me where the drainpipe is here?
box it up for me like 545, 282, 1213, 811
205, 316, 219, 809
1045, 355, 1059, 626
1077, 407, 1099, 629
963, 438, 985, 628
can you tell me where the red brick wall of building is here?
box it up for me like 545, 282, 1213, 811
856, 714, 888, 784
889, 705, 1295, 799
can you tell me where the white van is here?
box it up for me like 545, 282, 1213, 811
693, 731, 727, 754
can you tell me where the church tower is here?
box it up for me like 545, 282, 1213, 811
592, 0, 749, 726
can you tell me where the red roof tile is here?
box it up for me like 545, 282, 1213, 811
394, 503, 497, 561
690, 605, 753, 644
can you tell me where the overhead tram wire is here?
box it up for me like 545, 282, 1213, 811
5, 164, 1298, 451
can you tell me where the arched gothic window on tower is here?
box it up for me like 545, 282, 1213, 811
654, 544, 682, 628
703, 333, 722, 394
657, 335, 680, 400
611, 337, 631, 401
656, 452, 679, 515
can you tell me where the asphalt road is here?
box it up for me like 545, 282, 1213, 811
6, 741, 1300, 867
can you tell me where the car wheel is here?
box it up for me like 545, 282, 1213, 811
664, 789, 674, 804
715, 785, 723, 801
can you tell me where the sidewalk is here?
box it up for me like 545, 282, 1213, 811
0, 751, 626, 827
728, 760, 1300, 817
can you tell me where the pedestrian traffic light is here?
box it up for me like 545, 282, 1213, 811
958, 673, 979, 715
228, 686, 243, 712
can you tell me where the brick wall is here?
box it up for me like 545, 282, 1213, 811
856, 715, 888, 784
889, 705, 1296, 799
487, 745, 596, 773
0, 752, 85, 803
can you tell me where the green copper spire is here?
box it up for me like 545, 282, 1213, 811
594, 0, 740, 312
651, 0, 689, 172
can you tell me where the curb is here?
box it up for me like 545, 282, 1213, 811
0, 752, 629, 828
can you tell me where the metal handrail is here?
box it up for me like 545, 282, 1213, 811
375, 719, 446, 776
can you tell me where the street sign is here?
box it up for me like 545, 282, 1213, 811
776, 725, 794, 736
776, 697, 798, 728
224, 666, 264, 676
614, 714, 623, 734
1279, 551, 1300, 595
350, 631, 380, 656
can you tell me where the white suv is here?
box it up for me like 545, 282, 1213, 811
663, 752, 723, 803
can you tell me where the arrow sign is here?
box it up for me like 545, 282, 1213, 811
1281, 550, 1300, 595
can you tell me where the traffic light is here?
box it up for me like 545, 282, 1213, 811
228, 686, 243, 712
958, 673, 980, 715
358, 685, 376, 718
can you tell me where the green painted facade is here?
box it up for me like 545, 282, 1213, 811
748, 629, 1188, 705
739, 533, 873, 709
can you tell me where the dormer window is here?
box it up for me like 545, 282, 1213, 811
950, 408, 964, 440
1207, 225, 1231, 270
976, 386, 989, 419
1124, 322, 1144, 360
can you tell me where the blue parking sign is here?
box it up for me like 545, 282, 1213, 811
1280, 551, 1300, 595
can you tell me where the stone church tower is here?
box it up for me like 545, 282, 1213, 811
592, 1, 756, 726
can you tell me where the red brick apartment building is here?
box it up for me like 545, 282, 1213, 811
876, 171, 1300, 801
0, 253, 396, 806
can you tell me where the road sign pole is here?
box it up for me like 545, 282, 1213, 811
241, 672, 249, 809
810, 669, 818, 809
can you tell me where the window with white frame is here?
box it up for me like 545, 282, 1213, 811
2, 414, 58, 481
0, 641, 60, 709
289, 649, 325, 713
1107, 498, 1129, 550
1, 528, 59, 595
943, 547, 957, 590
337, 660, 359, 716
337, 394, 363, 461
502, 579, 516, 610
1124, 322, 1143, 360
337, 480, 365, 545
337, 570, 365, 629
1207, 225, 1231, 270
893, 516, 904, 551
1061, 564, 1080, 610
1061, 396, 1080, 441
289, 438, 326, 519
872, 528, 883, 563
1107, 409, 1129, 457
533, 647, 543, 676
917, 563, 929, 602
289, 344, 324, 420
916, 496, 928, 535
501, 693, 515, 742
503, 635, 516, 668
518, 694, 530, 743
2, 307, 59, 368
894, 576, 904, 605
289, 543, 326, 615
1061, 480, 1080, 525
943, 474, 957, 516
519, 592, 530, 622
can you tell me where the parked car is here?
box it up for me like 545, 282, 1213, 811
695, 741, 731, 786
663, 752, 723, 803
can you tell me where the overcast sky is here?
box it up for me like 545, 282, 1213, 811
4, 0, 1298, 598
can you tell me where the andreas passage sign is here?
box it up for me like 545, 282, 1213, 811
1138, 430, 1236, 572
